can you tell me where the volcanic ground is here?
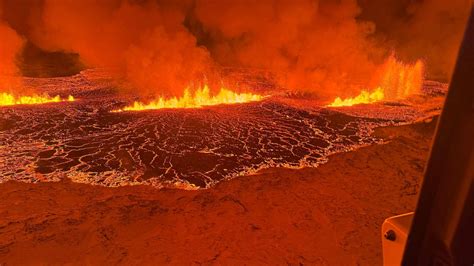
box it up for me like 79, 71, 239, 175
0, 70, 446, 189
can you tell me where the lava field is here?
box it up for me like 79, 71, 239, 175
0, 70, 446, 189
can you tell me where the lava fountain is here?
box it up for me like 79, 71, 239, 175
328, 87, 384, 107
328, 56, 424, 107
113, 85, 265, 112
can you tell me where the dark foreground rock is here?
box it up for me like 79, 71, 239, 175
0, 118, 436, 265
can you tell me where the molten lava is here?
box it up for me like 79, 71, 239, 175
114, 85, 265, 112
0, 92, 75, 106
328, 87, 384, 107
379, 56, 424, 99
328, 56, 424, 107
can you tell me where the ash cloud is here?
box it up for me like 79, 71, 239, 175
193, 0, 384, 98
29, 0, 213, 96
0, 2, 24, 91
358, 0, 471, 82
0, 0, 471, 98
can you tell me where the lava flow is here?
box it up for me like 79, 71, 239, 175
328, 87, 384, 107
328, 56, 424, 107
0, 92, 75, 106
113, 85, 265, 112
0, 69, 447, 189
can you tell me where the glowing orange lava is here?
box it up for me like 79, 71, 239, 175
328, 56, 424, 107
114, 85, 265, 112
328, 87, 384, 107
0, 92, 75, 106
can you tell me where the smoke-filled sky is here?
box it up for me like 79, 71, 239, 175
0, 0, 471, 98
0, 2, 24, 90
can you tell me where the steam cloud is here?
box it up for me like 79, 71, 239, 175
0, 0, 471, 98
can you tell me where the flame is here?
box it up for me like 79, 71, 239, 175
328, 55, 424, 107
0, 92, 75, 106
328, 87, 384, 107
114, 85, 264, 112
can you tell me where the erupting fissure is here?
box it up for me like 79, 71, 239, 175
0, 92, 75, 106
328, 87, 384, 107
328, 56, 424, 107
113, 85, 265, 112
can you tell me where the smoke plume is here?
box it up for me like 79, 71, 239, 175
0, 3, 24, 91
0, 0, 471, 98
27, 0, 212, 96
193, 0, 390, 98
358, 0, 471, 82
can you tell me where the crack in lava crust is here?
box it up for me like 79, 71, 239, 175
0, 71, 446, 189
